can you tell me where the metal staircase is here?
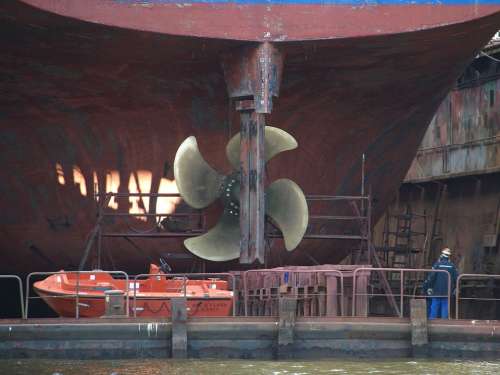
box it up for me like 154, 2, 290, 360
378, 205, 428, 269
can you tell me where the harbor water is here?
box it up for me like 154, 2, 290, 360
1, 359, 500, 375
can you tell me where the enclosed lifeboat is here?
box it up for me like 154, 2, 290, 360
33, 264, 234, 318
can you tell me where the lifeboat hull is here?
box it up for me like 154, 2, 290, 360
34, 290, 233, 318
33, 272, 234, 318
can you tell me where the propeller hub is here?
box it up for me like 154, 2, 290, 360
220, 173, 240, 217
174, 127, 307, 262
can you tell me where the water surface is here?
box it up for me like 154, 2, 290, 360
1, 359, 500, 375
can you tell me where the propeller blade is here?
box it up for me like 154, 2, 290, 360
174, 136, 223, 209
226, 126, 298, 170
266, 179, 308, 251
184, 210, 240, 261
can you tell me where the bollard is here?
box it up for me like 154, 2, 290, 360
410, 299, 428, 356
104, 290, 126, 317
278, 297, 297, 346
171, 297, 187, 359
325, 274, 338, 317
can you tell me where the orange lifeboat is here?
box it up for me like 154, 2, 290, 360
33, 264, 233, 318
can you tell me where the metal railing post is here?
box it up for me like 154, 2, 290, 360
244, 271, 248, 317
400, 270, 404, 318
340, 273, 344, 317
447, 271, 451, 320
456, 274, 462, 319
25, 273, 33, 319
232, 275, 236, 317
125, 272, 130, 318
15, 276, 25, 319
133, 276, 138, 318
352, 268, 358, 316
75, 271, 80, 319
184, 276, 187, 298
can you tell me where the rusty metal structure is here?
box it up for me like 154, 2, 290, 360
79, 192, 372, 272
373, 47, 500, 320
380, 49, 500, 269
406, 57, 500, 183
1, 1, 500, 274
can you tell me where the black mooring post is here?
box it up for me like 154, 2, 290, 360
222, 42, 284, 264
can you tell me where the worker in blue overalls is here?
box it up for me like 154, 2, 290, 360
423, 248, 458, 319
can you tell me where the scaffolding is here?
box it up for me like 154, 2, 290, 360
79, 192, 373, 271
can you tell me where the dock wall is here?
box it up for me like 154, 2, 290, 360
1, 317, 500, 360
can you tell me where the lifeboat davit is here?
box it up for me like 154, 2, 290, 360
33, 264, 234, 318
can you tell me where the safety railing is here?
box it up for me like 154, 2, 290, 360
456, 274, 500, 319
242, 269, 344, 317
15, 268, 500, 321
0, 275, 24, 319
25, 271, 129, 319
132, 273, 236, 318
352, 268, 451, 318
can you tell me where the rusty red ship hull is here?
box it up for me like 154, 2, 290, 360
1, 0, 500, 274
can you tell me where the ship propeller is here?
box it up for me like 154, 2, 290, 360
174, 127, 308, 261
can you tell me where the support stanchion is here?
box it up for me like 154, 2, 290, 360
278, 297, 296, 345
171, 297, 187, 359
410, 299, 429, 356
